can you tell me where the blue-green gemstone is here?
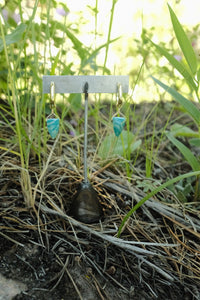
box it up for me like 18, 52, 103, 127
113, 117, 125, 137
47, 118, 59, 139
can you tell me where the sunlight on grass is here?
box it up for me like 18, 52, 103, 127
1, 0, 200, 102
1, 3, 200, 296
0, 0, 200, 211
64, 0, 200, 102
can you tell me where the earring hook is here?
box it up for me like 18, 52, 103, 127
112, 83, 125, 119
116, 83, 123, 108
50, 81, 55, 113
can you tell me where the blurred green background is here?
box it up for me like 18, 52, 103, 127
1, 0, 200, 103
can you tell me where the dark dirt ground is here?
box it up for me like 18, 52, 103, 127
1, 100, 200, 300
0, 221, 197, 300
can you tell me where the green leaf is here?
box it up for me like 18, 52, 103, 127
98, 131, 141, 160
170, 123, 199, 138
152, 77, 200, 126
81, 37, 120, 69
52, 21, 89, 60
0, 23, 27, 52
167, 133, 200, 172
149, 39, 197, 91
189, 138, 200, 147
65, 28, 88, 61
50, 51, 60, 75
168, 4, 197, 74
68, 94, 82, 112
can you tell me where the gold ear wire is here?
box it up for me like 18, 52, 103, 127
112, 83, 125, 119
116, 83, 123, 108
50, 81, 55, 113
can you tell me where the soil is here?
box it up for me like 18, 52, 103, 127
1, 100, 200, 300
0, 225, 195, 300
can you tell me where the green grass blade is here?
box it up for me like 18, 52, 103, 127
65, 28, 88, 61
81, 37, 120, 70
53, 21, 89, 61
0, 145, 20, 156
50, 50, 60, 75
152, 77, 200, 126
170, 123, 199, 138
117, 170, 200, 237
167, 133, 200, 171
168, 4, 197, 74
103, 0, 118, 74
149, 40, 197, 91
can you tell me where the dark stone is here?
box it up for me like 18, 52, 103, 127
69, 181, 103, 223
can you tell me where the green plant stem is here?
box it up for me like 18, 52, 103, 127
94, 0, 98, 75
0, 8, 35, 207
13, 0, 39, 74
103, 0, 118, 74
194, 175, 200, 201
144, 104, 158, 177
0, 16, 24, 169
117, 170, 200, 237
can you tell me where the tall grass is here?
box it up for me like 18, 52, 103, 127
119, 3, 200, 229
1, 0, 198, 227
0, 1, 64, 208
0, 16, 32, 207
151, 5, 200, 200
0, 0, 128, 208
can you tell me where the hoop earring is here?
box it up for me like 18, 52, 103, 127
46, 82, 60, 139
112, 84, 126, 137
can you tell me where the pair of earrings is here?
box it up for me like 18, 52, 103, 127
112, 84, 126, 137
46, 82, 125, 139
46, 82, 60, 139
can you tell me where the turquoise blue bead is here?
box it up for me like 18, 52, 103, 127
112, 117, 125, 137
46, 118, 59, 139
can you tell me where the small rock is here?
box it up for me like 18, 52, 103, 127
0, 273, 27, 300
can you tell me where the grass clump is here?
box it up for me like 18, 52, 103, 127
0, 3, 200, 298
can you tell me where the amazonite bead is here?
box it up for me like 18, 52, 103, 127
112, 117, 125, 137
46, 118, 59, 139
